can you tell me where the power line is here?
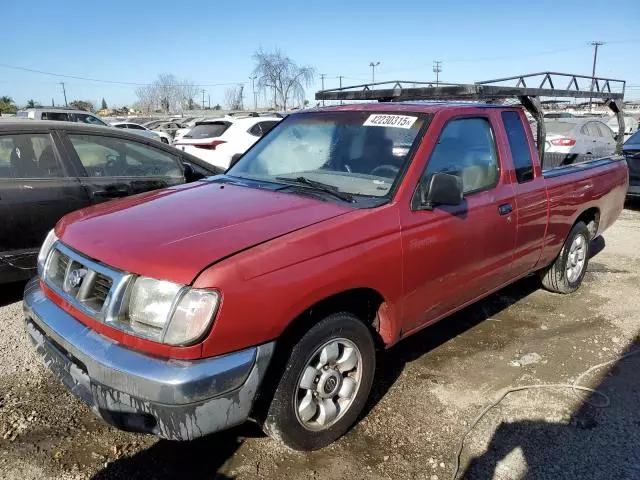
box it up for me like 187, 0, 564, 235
0, 62, 246, 87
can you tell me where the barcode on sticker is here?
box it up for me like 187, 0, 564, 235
363, 114, 418, 129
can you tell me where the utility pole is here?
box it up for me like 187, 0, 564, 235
320, 73, 326, 106
51, 98, 54, 107
433, 61, 442, 86
249, 75, 257, 110
589, 41, 604, 112
60, 82, 67, 107
202, 89, 206, 110
338, 75, 345, 105
369, 62, 380, 83
208, 94, 210, 109
238, 84, 244, 111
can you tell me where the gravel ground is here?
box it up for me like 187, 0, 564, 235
1, 203, 639, 480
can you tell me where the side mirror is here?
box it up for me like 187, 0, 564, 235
183, 162, 204, 182
614, 133, 621, 142
418, 172, 463, 210
227, 153, 242, 171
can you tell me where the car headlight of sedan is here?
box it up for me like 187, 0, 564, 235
37, 229, 58, 276
126, 276, 220, 346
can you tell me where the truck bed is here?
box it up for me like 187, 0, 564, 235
536, 156, 628, 268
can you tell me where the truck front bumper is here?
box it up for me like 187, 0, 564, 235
23, 278, 274, 440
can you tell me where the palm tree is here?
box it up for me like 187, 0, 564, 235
26, 99, 37, 108
0, 96, 16, 114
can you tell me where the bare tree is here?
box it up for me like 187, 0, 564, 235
181, 80, 199, 110
252, 48, 315, 111
134, 74, 201, 114
225, 86, 242, 110
134, 85, 158, 114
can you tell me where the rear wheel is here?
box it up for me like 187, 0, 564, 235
540, 221, 590, 294
262, 312, 375, 450
160, 137, 169, 144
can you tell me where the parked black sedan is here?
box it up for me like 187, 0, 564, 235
0, 120, 222, 284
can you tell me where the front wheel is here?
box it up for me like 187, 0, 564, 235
262, 312, 375, 450
539, 221, 590, 294
160, 137, 169, 144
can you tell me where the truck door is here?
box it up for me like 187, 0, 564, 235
60, 132, 185, 204
0, 131, 89, 276
400, 114, 517, 331
500, 110, 548, 278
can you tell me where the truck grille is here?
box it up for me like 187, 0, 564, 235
42, 243, 129, 320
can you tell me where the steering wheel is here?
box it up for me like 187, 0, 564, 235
370, 164, 399, 178
105, 157, 123, 176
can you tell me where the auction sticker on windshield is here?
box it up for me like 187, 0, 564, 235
363, 114, 418, 129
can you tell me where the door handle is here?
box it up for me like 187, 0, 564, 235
498, 203, 513, 216
93, 189, 129, 198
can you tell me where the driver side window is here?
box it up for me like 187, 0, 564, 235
67, 134, 182, 178
418, 117, 499, 197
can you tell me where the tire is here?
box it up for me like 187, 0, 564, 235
262, 312, 375, 451
160, 137, 169, 144
540, 221, 590, 294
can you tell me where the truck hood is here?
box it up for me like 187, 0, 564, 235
56, 181, 352, 285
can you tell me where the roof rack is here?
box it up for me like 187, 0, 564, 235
316, 72, 627, 163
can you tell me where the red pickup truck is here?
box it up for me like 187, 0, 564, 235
24, 101, 628, 451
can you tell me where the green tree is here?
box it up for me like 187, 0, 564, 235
101, 98, 108, 110
0, 96, 17, 114
26, 99, 41, 108
69, 100, 95, 112
213, 104, 222, 110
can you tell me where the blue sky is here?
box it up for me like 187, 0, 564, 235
3, 0, 640, 108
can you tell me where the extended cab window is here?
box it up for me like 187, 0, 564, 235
0, 133, 64, 178
68, 134, 182, 178
501, 111, 534, 183
419, 117, 498, 196
228, 111, 428, 198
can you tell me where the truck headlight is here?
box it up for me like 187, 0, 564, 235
37, 229, 58, 276
126, 276, 220, 345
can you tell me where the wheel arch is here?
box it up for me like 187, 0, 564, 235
252, 287, 392, 423
575, 207, 600, 240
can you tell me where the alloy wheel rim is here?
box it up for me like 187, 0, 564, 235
566, 233, 587, 283
294, 338, 362, 431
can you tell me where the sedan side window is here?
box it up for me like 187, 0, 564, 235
248, 123, 263, 137
74, 114, 108, 126
0, 133, 64, 178
419, 117, 499, 197
68, 134, 182, 178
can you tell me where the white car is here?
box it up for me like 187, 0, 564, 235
110, 122, 172, 144
173, 116, 281, 169
545, 118, 616, 159
606, 115, 639, 141
172, 117, 206, 143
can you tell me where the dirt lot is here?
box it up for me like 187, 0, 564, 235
1, 203, 639, 480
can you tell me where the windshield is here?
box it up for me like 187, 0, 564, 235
545, 121, 576, 134
186, 122, 231, 139
228, 111, 427, 198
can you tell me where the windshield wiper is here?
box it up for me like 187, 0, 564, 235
275, 176, 354, 203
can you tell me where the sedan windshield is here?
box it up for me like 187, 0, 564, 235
227, 111, 427, 197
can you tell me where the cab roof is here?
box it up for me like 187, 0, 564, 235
303, 102, 519, 116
